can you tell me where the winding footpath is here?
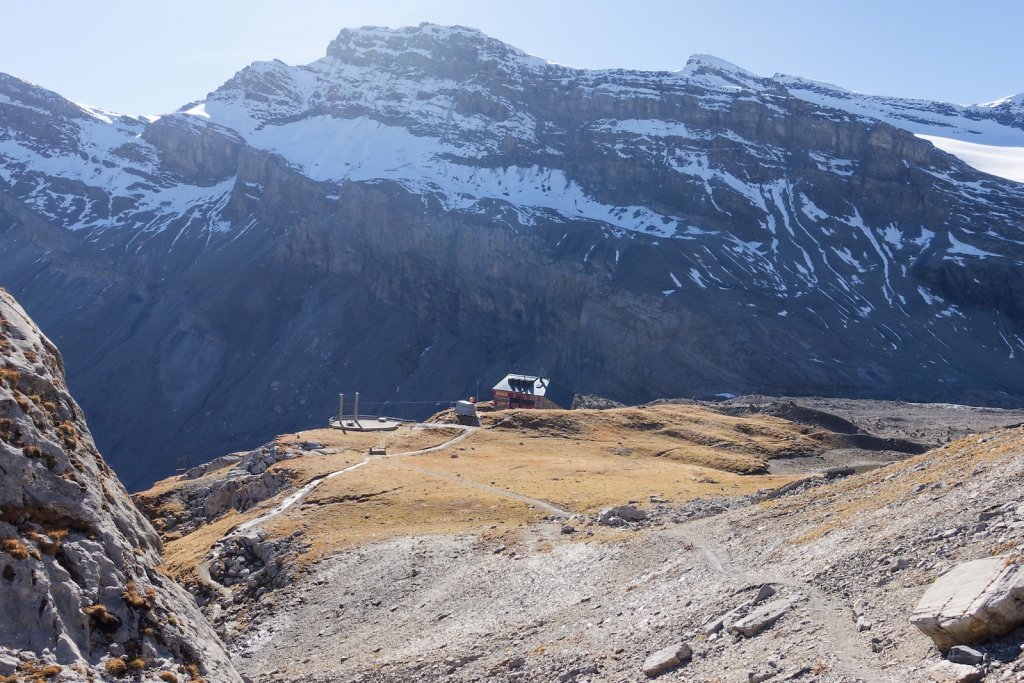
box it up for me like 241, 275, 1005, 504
200, 422, 571, 595
680, 523, 881, 679
235, 424, 478, 536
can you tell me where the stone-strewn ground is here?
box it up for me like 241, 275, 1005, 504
153, 405, 1024, 682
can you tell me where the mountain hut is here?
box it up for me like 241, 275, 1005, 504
491, 373, 571, 410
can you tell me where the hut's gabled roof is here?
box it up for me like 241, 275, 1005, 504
492, 373, 572, 408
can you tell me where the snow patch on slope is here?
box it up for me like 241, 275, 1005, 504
917, 135, 1024, 183
947, 232, 1001, 259
230, 114, 685, 237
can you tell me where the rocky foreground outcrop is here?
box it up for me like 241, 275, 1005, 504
0, 289, 240, 681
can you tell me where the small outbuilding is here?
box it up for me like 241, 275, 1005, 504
453, 399, 480, 426
491, 374, 571, 410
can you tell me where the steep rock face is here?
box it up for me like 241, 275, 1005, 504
0, 290, 240, 681
141, 114, 244, 184
1, 25, 1023, 487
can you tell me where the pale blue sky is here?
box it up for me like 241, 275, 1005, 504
3, 0, 1022, 115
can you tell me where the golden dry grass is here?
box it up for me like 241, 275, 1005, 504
153, 426, 466, 578
162, 514, 242, 583
0, 366, 18, 385
404, 427, 795, 513
9, 662, 62, 682
264, 459, 545, 565
1, 537, 39, 561
480, 404, 830, 473
103, 658, 127, 678
121, 580, 153, 610
150, 405, 816, 577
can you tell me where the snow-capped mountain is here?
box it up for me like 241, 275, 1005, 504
1, 23, 1023, 487
776, 74, 1024, 182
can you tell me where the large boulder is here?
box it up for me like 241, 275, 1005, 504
642, 643, 692, 678
730, 599, 794, 637
599, 505, 648, 526
927, 660, 983, 683
911, 557, 1024, 651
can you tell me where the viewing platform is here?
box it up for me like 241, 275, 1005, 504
328, 416, 402, 432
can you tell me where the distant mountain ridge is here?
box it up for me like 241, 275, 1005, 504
1, 23, 1023, 488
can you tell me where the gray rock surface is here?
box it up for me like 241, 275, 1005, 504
0, 289, 241, 681
730, 599, 794, 637
947, 645, 985, 666
911, 557, 1024, 651
748, 660, 781, 682
599, 505, 648, 526
926, 660, 983, 682
641, 643, 691, 677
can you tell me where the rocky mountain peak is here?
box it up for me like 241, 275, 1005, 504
323, 22, 547, 76
978, 91, 1024, 108
0, 72, 90, 123
681, 53, 760, 80
673, 53, 776, 96
0, 289, 240, 680
977, 91, 1024, 129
